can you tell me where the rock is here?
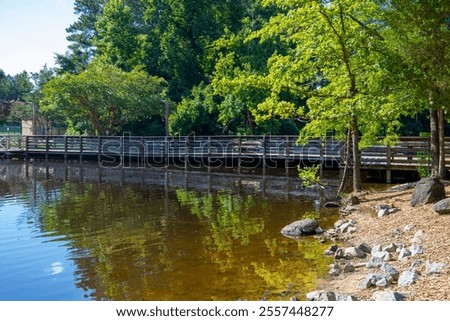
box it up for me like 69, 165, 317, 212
425, 261, 447, 275
371, 244, 382, 256
383, 243, 398, 253
343, 263, 356, 273
329, 264, 342, 276
338, 221, 356, 233
410, 231, 423, 244
381, 262, 400, 281
344, 247, 366, 259
324, 202, 341, 209
373, 251, 391, 261
411, 177, 445, 207
403, 224, 415, 232
410, 259, 422, 269
350, 196, 360, 205
357, 242, 372, 254
334, 220, 346, 229
340, 206, 359, 214
357, 275, 376, 289
375, 204, 400, 217
414, 230, 423, 238
375, 275, 392, 288
358, 274, 391, 289
392, 228, 401, 237
306, 291, 336, 301
281, 219, 319, 237
289, 297, 299, 301
378, 209, 390, 217
334, 248, 345, 260
409, 244, 424, 256
314, 227, 325, 234
346, 226, 358, 234
372, 291, 405, 301
398, 270, 419, 287
367, 257, 385, 268
323, 244, 339, 256
433, 198, 450, 214
336, 294, 358, 301
398, 248, 412, 260
385, 182, 417, 193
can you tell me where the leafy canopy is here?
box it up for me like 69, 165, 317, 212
41, 61, 169, 136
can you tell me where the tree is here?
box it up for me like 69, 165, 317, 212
383, 0, 450, 178
95, 0, 148, 72
0, 69, 34, 124
56, 0, 107, 74
41, 61, 169, 136
213, 0, 411, 192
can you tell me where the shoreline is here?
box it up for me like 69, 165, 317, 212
310, 183, 450, 301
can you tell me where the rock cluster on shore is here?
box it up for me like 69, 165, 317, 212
304, 178, 450, 301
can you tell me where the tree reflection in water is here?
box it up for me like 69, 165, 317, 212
36, 181, 336, 300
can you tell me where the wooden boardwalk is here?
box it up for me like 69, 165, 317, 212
0, 134, 447, 182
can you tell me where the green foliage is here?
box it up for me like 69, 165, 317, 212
41, 61, 169, 135
298, 165, 321, 188
417, 152, 431, 178
301, 211, 320, 220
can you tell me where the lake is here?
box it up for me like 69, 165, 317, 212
0, 162, 338, 301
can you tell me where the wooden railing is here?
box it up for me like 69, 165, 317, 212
0, 135, 447, 174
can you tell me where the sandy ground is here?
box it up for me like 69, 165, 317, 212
316, 186, 450, 301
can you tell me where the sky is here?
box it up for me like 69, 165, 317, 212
0, 0, 77, 75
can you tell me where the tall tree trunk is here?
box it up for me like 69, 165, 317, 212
438, 107, 447, 179
338, 128, 351, 195
430, 107, 440, 177
352, 115, 362, 192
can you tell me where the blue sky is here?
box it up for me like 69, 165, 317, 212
0, 0, 77, 75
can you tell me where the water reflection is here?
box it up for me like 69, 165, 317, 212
0, 162, 338, 300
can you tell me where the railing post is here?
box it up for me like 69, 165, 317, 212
386, 145, 392, 184
79, 136, 83, 163
45, 136, 49, 162
165, 136, 169, 168
317, 138, 323, 178
207, 136, 212, 172
285, 136, 290, 177
25, 136, 29, 160
64, 136, 68, 163
184, 136, 189, 170
238, 136, 242, 174
97, 136, 102, 165
262, 135, 267, 176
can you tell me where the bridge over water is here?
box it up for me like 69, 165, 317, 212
0, 135, 444, 183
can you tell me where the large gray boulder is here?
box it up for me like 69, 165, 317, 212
411, 178, 445, 207
433, 198, 450, 214
281, 219, 319, 237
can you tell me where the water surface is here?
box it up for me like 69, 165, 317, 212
0, 162, 337, 300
